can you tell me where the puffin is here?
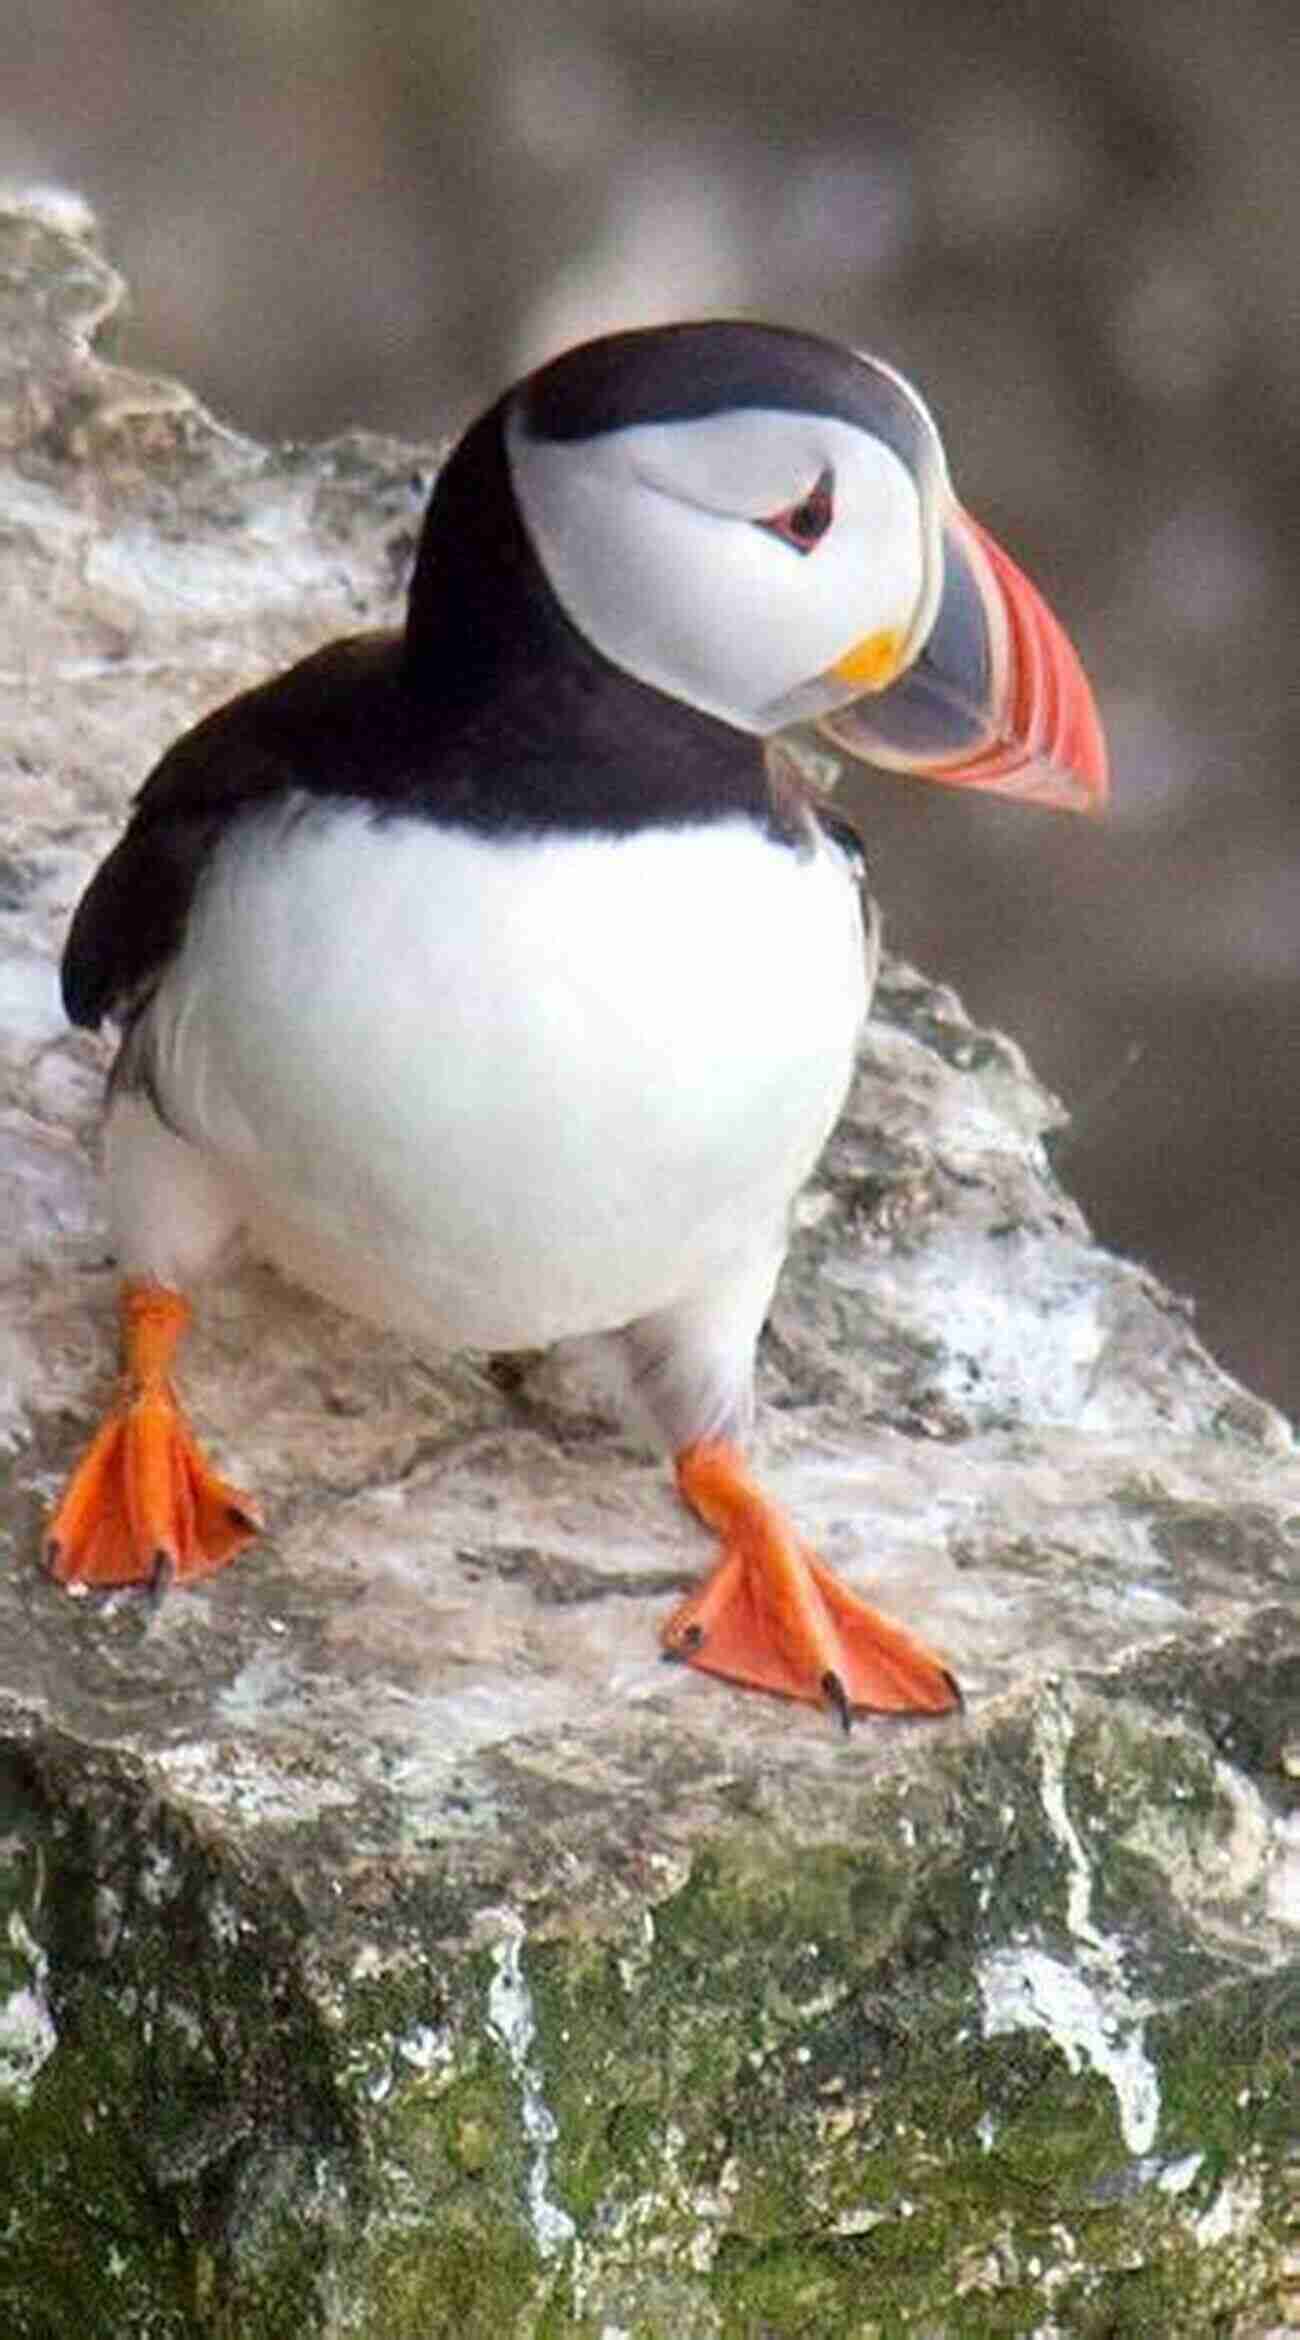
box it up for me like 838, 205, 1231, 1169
46, 322, 1107, 1729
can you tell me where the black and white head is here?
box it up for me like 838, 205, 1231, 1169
416, 322, 1106, 813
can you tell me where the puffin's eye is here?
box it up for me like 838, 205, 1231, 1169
756, 467, 834, 555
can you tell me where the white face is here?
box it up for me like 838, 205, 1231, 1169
506, 399, 948, 735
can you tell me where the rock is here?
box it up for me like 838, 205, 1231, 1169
1, 192, 1296, 2340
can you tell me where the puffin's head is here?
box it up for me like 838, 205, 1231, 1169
502, 321, 1106, 813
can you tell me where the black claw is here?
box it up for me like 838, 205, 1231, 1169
941, 1667, 965, 1713
150, 1550, 176, 1605
43, 1539, 61, 1577
821, 1669, 854, 1737
662, 1621, 705, 1666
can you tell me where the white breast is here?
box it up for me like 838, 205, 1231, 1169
142, 798, 869, 1348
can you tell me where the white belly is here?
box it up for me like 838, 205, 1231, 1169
142, 798, 868, 1347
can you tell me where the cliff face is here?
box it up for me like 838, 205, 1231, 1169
1, 194, 1297, 2340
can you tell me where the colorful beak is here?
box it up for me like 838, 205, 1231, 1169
817, 508, 1108, 814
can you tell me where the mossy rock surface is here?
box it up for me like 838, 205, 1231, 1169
1, 1641, 1297, 2338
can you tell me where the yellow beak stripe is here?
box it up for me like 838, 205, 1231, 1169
831, 626, 907, 691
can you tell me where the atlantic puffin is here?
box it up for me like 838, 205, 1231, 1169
46, 322, 1107, 1729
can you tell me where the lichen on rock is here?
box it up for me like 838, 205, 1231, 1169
0, 191, 1296, 2339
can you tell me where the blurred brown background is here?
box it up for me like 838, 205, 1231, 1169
5, 0, 1297, 1421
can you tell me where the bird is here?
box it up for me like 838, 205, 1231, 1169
45, 321, 1107, 1730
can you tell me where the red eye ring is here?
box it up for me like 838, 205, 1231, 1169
757, 466, 834, 554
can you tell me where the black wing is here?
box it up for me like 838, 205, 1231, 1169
61, 634, 406, 1029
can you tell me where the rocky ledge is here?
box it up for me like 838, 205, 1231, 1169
0, 192, 1296, 2339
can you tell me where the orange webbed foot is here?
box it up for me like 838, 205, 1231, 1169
45, 1283, 261, 1592
661, 1440, 960, 1729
